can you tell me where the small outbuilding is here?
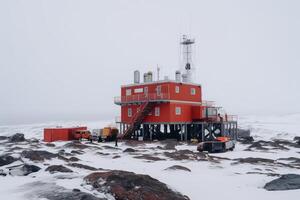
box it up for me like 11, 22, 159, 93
44, 127, 87, 142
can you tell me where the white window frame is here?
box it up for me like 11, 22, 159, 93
128, 108, 132, 117
175, 86, 180, 93
155, 107, 160, 116
175, 107, 181, 115
191, 88, 196, 95
156, 85, 161, 96
126, 89, 131, 96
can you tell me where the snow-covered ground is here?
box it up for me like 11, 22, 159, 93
0, 114, 300, 200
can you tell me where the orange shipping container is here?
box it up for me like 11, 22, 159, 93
44, 127, 87, 142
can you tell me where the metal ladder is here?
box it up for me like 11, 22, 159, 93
121, 101, 154, 139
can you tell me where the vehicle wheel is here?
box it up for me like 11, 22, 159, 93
229, 145, 235, 151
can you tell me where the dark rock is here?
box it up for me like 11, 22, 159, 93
123, 148, 136, 153
96, 152, 110, 156
68, 157, 80, 162
164, 150, 207, 161
247, 140, 289, 151
238, 136, 254, 144
102, 145, 121, 150
58, 149, 65, 154
42, 189, 104, 200
9, 133, 25, 142
233, 157, 298, 169
24, 181, 105, 200
70, 150, 84, 155
294, 136, 300, 145
234, 157, 275, 164
112, 155, 121, 159
9, 164, 41, 176
67, 163, 97, 171
21, 150, 57, 161
45, 143, 56, 147
246, 172, 280, 177
0, 136, 8, 140
165, 165, 191, 172
264, 174, 300, 191
64, 141, 89, 149
237, 128, 251, 138
46, 165, 73, 173
273, 139, 300, 148
160, 139, 178, 150
134, 154, 165, 161
0, 172, 6, 176
124, 140, 146, 147
85, 170, 189, 200
0, 154, 18, 166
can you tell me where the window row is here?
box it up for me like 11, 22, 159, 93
126, 86, 196, 96
127, 106, 182, 117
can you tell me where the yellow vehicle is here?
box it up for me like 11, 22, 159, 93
102, 127, 118, 141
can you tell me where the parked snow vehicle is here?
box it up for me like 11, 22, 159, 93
197, 136, 235, 153
73, 130, 92, 141
101, 127, 118, 141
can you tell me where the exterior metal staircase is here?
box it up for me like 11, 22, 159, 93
120, 101, 155, 139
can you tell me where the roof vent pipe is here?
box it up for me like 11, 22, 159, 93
143, 73, 148, 83
147, 71, 153, 82
134, 70, 140, 84
175, 70, 181, 82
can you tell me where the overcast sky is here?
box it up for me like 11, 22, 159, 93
0, 0, 299, 125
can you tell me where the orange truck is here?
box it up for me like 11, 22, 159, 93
73, 130, 92, 140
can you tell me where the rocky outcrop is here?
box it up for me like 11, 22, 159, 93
133, 154, 165, 161
64, 141, 89, 149
164, 165, 191, 172
264, 174, 300, 191
246, 140, 289, 151
164, 150, 207, 161
21, 150, 57, 161
9, 164, 41, 176
67, 163, 97, 171
9, 133, 25, 142
0, 154, 18, 166
294, 137, 300, 145
237, 128, 251, 138
123, 148, 136, 153
85, 170, 189, 200
45, 165, 73, 173
0, 136, 8, 140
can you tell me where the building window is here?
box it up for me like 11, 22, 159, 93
175, 107, 181, 115
155, 107, 160, 116
175, 86, 180, 93
144, 87, 148, 95
128, 108, 132, 117
156, 85, 161, 96
126, 89, 131, 96
191, 88, 196, 95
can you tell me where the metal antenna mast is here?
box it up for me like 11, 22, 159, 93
181, 35, 195, 82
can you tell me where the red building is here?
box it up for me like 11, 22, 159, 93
119, 81, 202, 124
114, 36, 237, 141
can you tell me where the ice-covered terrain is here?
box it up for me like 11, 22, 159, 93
0, 114, 300, 200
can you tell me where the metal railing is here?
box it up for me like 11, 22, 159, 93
201, 100, 215, 107
114, 93, 170, 104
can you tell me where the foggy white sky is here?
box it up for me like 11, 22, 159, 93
0, 0, 299, 125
